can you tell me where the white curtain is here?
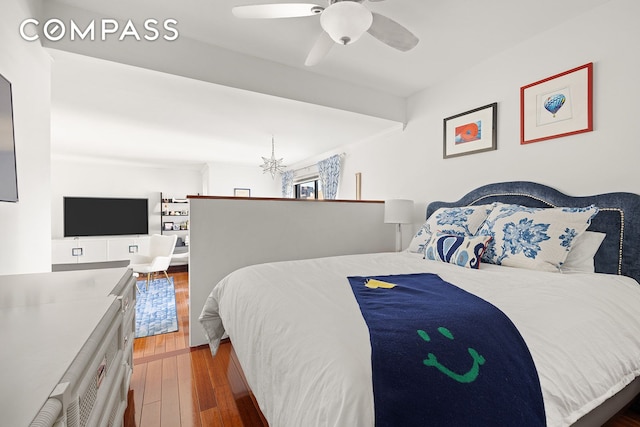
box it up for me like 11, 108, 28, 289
317, 155, 341, 200
281, 170, 294, 198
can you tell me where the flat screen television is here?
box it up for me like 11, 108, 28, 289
64, 197, 149, 237
0, 72, 18, 202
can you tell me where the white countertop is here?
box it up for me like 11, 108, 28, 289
0, 267, 129, 309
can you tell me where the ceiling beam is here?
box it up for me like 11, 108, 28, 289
38, 2, 407, 125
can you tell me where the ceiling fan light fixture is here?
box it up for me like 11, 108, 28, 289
320, 1, 373, 45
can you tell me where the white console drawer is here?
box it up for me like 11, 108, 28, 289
52, 239, 107, 264
52, 237, 150, 266
52, 239, 79, 264
107, 237, 150, 262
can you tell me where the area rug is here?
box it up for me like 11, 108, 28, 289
135, 277, 179, 338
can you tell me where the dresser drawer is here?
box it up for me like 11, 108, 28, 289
121, 304, 135, 368
96, 361, 129, 427
54, 299, 122, 427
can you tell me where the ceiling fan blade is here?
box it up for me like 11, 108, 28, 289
367, 12, 419, 52
305, 31, 334, 66
232, 3, 324, 19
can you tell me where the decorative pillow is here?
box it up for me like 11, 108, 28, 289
560, 231, 606, 273
407, 205, 493, 254
425, 234, 492, 269
477, 203, 599, 272
407, 222, 433, 254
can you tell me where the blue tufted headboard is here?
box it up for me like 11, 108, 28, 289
427, 181, 640, 283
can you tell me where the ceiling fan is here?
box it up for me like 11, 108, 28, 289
232, 0, 419, 66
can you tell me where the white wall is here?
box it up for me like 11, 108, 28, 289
307, 0, 639, 227
0, 0, 52, 274
204, 162, 281, 197
50, 157, 202, 238
190, 197, 395, 346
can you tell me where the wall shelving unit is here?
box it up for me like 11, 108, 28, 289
160, 192, 190, 247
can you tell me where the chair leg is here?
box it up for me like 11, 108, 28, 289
146, 273, 151, 290
163, 271, 170, 282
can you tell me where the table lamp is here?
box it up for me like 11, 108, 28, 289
384, 199, 414, 252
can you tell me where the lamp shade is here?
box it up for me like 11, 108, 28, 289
320, 1, 373, 45
384, 199, 413, 224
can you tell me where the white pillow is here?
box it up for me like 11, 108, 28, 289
477, 203, 599, 272
407, 205, 492, 254
560, 231, 605, 273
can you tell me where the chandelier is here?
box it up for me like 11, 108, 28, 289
260, 136, 286, 179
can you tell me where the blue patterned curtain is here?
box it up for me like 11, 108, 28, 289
317, 155, 341, 199
281, 170, 294, 198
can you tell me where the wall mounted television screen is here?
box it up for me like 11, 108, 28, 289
0, 72, 18, 202
64, 197, 149, 237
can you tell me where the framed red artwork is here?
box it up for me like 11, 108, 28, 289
443, 102, 497, 158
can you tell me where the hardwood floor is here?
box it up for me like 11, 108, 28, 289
606, 403, 640, 427
124, 271, 640, 427
124, 271, 267, 427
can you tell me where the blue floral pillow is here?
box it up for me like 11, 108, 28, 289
407, 205, 492, 254
476, 203, 599, 272
425, 234, 493, 269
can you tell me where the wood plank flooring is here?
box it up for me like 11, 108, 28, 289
124, 271, 267, 427
124, 271, 640, 427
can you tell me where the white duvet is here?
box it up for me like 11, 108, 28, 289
200, 252, 640, 426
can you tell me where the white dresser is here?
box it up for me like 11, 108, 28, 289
0, 268, 136, 427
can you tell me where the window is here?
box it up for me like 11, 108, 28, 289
295, 179, 323, 200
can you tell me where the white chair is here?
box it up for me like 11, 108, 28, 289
128, 234, 177, 291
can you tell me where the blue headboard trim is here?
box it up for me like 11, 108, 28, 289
427, 181, 640, 283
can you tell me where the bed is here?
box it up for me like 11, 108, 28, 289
199, 181, 640, 426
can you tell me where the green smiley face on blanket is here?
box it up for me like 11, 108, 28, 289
417, 327, 485, 383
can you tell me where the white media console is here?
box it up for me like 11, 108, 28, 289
0, 268, 135, 427
52, 236, 150, 266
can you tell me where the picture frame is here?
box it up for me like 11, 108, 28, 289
443, 102, 497, 159
0, 72, 18, 202
234, 188, 251, 197
520, 62, 593, 144
163, 221, 174, 231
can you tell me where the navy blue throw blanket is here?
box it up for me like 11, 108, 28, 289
347, 273, 545, 426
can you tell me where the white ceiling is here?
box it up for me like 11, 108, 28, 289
49, 49, 401, 168
45, 0, 611, 168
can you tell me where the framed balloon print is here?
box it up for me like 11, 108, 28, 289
521, 62, 593, 144
443, 102, 497, 159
